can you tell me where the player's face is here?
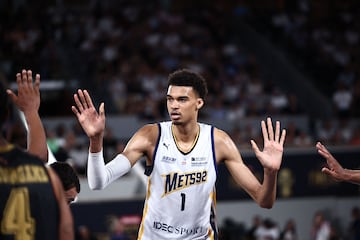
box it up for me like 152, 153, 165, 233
65, 187, 78, 205
166, 85, 202, 125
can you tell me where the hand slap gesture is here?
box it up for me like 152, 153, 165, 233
72, 89, 105, 139
251, 117, 286, 171
316, 142, 345, 181
7, 69, 41, 114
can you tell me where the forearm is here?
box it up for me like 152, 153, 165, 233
25, 111, 48, 162
59, 217, 74, 240
87, 150, 131, 190
344, 169, 360, 185
48, 168, 74, 240
89, 135, 103, 153
258, 168, 278, 208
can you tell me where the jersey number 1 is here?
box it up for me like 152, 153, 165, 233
180, 193, 186, 211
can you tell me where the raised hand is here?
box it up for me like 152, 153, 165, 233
7, 69, 40, 114
71, 89, 105, 139
251, 117, 286, 171
316, 142, 346, 181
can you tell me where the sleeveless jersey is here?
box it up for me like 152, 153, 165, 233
138, 121, 218, 240
0, 145, 60, 240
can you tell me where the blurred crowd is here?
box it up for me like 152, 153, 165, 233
1, 0, 360, 175
220, 207, 360, 240
1, 1, 359, 240
218, 206, 360, 240
74, 206, 360, 240
250, 0, 360, 118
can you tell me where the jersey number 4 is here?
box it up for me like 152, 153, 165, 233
1, 187, 35, 240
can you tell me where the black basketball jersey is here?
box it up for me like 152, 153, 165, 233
0, 145, 60, 240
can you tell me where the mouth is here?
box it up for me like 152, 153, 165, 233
170, 112, 181, 120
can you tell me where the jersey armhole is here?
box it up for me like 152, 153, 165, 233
144, 123, 161, 176
211, 126, 218, 174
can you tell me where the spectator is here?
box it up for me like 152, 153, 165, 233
349, 207, 360, 240
254, 218, 280, 240
280, 219, 297, 240
311, 211, 331, 240
50, 162, 81, 204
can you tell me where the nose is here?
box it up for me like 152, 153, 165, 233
169, 100, 179, 109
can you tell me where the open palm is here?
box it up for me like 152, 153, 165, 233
251, 118, 286, 171
71, 89, 105, 138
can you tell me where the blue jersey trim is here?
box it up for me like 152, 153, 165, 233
211, 126, 218, 174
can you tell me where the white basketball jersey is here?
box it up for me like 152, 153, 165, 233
137, 121, 218, 240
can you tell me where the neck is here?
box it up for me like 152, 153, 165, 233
172, 122, 199, 141
172, 123, 200, 153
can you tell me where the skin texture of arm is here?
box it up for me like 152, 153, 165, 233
217, 118, 286, 208
121, 124, 158, 166
316, 142, 360, 185
47, 167, 74, 240
7, 70, 48, 162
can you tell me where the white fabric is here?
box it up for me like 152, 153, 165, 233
138, 121, 217, 240
87, 150, 131, 190
314, 222, 331, 240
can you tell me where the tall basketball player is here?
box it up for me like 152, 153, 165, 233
72, 68, 286, 240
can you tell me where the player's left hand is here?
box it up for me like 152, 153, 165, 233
251, 117, 286, 171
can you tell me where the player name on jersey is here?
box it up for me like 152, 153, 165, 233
0, 165, 49, 184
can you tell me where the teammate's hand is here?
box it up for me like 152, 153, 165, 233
7, 69, 41, 115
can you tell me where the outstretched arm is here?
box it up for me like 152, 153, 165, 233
222, 117, 286, 208
250, 117, 286, 207
7, 69, 48, 162
72, 89, 139, 190
316, 142, 360, 185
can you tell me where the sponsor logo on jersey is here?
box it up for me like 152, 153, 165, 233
162, 170, 207, 196
161, 155, 176, 163
191, 157, 207, 166
153, 221, 206, 236
163, 142, 170, 150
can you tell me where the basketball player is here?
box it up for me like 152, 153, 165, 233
72, 69, 286, 240
316, 141, 360, 185
0, 78, 74, 240
50, 161, 81, 204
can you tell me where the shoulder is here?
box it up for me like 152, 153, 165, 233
212, 127, 239, 162
136, 123, 159, 139
13, 146, 46, 164
213, 127, 232, 143
129, 123, 160, 148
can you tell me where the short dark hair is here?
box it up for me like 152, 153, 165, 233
168, 69, 208, 100
50, 162, 81, 193
0, 81, 9, 127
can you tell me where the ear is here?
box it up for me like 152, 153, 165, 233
196, 98, 204, 110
